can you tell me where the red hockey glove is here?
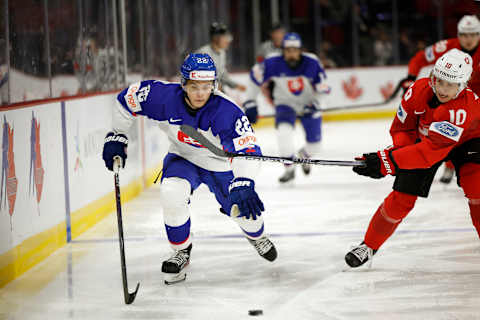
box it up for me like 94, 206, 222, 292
353, 148, 397, 179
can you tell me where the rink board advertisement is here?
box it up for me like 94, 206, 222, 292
0, 103, 67, 284
0, 93, 165, 287
64, 94, 144, 239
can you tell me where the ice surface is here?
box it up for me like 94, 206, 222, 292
1, 119, 479, 320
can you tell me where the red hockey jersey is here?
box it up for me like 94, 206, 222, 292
408, 38, 480, 94
390, 78, 480, 170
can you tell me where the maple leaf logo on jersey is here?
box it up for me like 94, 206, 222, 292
177, 130, 205, 149
380, 81, 394, 100
287, 77, 304, 96
342, 76, 363, 100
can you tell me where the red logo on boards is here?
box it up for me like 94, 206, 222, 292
342, 76, 363, 100
30, 112, 44, 207
380, 81, 394, 100
1, 116, 18, 226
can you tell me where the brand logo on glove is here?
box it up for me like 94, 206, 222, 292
229, 180, 251, 192
379, 150, 393, 174
105, 136, 128, 144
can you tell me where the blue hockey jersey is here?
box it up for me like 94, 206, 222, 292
247, 52, 327, 111
113, 80, 262, 174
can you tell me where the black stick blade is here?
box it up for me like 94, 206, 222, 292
125, 282, 140, 304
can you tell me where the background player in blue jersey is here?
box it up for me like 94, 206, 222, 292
243, 33, 330, 183
102, 53, 277, 284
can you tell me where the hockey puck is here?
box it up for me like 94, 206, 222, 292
248, 309, 263, 316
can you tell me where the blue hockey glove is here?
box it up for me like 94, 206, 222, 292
102, 131, 128, 171
228, 177, 264, 220
243, 100, 258, 124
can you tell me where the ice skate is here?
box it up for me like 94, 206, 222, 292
278, 166, 295, 183
162, 244, 192, 284
298, 147, 312, 175
345, 242, 377, 268
248, 236, 277, 262
439, 166, 454, 184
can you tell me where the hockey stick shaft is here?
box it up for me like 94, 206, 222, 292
180, 125, 364, 167
258, 100, 392, 119
385, 79, 404, 103
113, 157, 140, 304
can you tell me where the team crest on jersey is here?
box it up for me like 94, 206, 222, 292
429, 121, 464, 142
287, 77, 304, 95
396, 103, 407, 123
177, 130, 205, 148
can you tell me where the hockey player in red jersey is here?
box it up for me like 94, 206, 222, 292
345, 48, 480, 268
399, 15, 480, 183
403, 15, 480, 93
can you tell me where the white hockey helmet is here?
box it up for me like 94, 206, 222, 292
457, 15, 480, 34
431, 48, 473, 97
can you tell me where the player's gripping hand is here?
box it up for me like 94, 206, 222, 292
302, 104, 321, 115
228, 177, 264, 220
353, 148, 397, 179
102, 131, 128, 171
243, 100, 258, 124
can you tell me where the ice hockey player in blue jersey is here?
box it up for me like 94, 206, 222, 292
244, 32, 330, 183
102, 53, 277, 284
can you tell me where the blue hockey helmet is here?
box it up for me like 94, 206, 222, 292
282, 32, 302, 48
180, 53, 217, 87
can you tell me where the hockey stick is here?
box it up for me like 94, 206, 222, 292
257, 81, 403, 118
258, 98, 397, 119
385, 78, 405, 103
113, 157, 140, 304
180, 124, 364, 167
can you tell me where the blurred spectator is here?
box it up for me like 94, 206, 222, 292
73, 32, 124, 92
317, 41, 337, 68
256, 24, 286, 62
9, 0, 45, 76
0, 39, 9, 105
373, 28, 393, 66
399, 30, 413, 63
195, 22, 246, 92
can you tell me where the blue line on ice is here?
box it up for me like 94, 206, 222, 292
71, 227, 474, 243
